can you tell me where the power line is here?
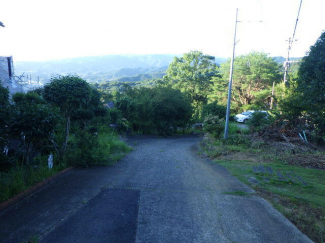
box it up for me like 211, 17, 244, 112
284, 0, 303, 84
258, 0, 264, 23
291, 0, 303, 46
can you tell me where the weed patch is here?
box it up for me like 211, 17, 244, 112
0, 130, 130, 204
0, 163, 66, 204
66, 129, 131, 166
201, 134, 325, 243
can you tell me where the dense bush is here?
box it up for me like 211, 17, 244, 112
247, 111, 271, 131
9, 92, 61, 165
278, 32, 325, 142
0, 77, 132, 203
201, 101, 226, 120
107, 108, 122, 124
65, 127, 130, 167
203, 115, 225, 139
115, 85, 193, 135
222, 134, 250, 147
66, 131, 106, 166
0, 83, 12, 169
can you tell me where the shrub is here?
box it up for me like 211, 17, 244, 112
108, 108, 122, 124
247, 111, 270, 131
202, 101, 226, 120
0, 163, 66, 204
11, 93, 61, 166
65, 129, 130, 166
115, 86, 193, 135
203, 115, 225, 139
65, 131, 107, 166
222, 134, 250, 147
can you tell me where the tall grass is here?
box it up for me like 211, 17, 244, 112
228, 122, 250, 135
97, 129, 131, 164
0, 127, 131, 203
66, 127, 131, 166
0, 162, 66, 204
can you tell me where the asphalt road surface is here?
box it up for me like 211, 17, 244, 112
0, 135, 312, 243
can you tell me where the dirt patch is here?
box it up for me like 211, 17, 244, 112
283, 154, 325, 170
249, 122, 325, 170
202, 126, 325, 243
218, 152, 259, 163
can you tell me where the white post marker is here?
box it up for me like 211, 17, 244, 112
48, 153, 53, 169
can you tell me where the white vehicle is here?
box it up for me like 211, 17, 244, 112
234, 110, 268, 123
234, 110, 255, 123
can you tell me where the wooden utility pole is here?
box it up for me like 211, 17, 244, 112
283, 38, 291, 85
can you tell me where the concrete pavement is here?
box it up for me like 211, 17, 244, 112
0, 135, 312, 243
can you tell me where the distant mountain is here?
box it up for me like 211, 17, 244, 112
272, 56, 302, 64
114, 69, 167, 83
14, 55, 178, 84
14, 54, 230, 84
15, 54, 176, 73
14, 54, 295, 85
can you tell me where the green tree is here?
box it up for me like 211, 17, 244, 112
0, 82, 11, 135
164, 51, 219, 117
43, 75, 92, 158
201, 100, 226, 120
215, 52, 281, 111
295, 31, 325, 136
0, 82, 12, 165
11, 92, 61, 165
71, 88, 109, 129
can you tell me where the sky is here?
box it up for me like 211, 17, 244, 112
1, 0, 324, 62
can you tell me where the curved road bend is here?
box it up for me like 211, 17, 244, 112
0, 136, 312, 243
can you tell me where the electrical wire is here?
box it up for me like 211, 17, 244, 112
258, 0, 264, 23
289, 0, 303, 49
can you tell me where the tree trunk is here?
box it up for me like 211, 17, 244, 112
270, 81, 275, 109
62, 116, 70, 156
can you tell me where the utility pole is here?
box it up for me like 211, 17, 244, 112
283, 37, 295, 85
224, 8, 239, 140
283, 38, 290, 85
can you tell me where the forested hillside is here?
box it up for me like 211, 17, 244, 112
14, 54, 228, 84
14, 55, 177, 84
15, 54, 299, 87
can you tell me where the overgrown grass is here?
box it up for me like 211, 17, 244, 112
228, 122, 250, 135
0, 128, 131, 204
98, 130, 131, 164
201, 131, 325, 243
0, 162, 66, 204
215, 159, 325, 207
66, 127, 131, 166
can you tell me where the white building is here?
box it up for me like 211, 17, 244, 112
0, 56, 23, 93
0, 56, 13, 82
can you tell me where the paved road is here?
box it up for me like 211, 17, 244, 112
0, 136, 312, 243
